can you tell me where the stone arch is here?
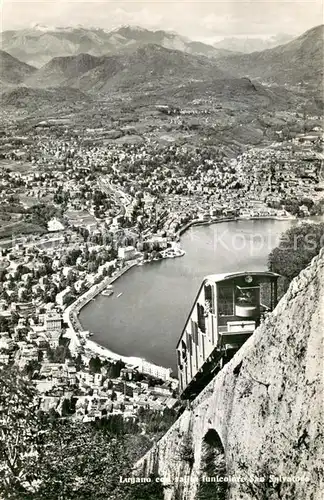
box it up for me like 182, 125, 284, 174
203, 428, 224, 451
196, 429, 228, 500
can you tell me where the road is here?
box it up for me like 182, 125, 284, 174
98, 176, 133, 219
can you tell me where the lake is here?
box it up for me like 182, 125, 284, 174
79, 218, 297, 371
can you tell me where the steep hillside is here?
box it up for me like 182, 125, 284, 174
135, 249, 324, 500
94, 45, 225, 92
1, 86, 91, 109
24, 53, 105, 87
219, 25, 324, 87
0, 50, 36, 83
24, 45, 225, 92
0, 24, 231, 67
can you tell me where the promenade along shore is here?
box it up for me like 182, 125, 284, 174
63, 262, 174, 381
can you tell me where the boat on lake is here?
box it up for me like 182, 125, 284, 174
161, 247, 186, 259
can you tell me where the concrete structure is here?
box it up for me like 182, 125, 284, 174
135, 250, 324, 500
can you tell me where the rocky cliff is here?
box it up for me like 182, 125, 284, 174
134, 249, 324, 500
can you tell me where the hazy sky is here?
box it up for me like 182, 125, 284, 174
1, 0, 323, 41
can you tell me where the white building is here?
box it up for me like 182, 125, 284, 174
45, 330, 62, 349
0, 332, 15, 352
118, 246, 136, 261
56, 287, 71, 307
16, 344, 39, 368
137, 360, 173, 381
48, 218, 65, 232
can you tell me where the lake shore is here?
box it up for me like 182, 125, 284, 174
63, 262, 174, 379
71, 214, 298, 374
176, 214, 296, 237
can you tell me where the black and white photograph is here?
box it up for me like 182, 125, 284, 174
0, 1, 323, 499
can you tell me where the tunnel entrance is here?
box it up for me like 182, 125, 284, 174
203, 429, 224, 449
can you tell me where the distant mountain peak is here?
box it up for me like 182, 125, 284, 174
111, 24, 149, 33
30, 23, 55, 32
0, 24, 229, 66
2, 23, 321, 80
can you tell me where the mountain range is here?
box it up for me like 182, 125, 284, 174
0, 24, 322, 99
213, 33, 293, 54
217, 25, 324, 88
0, 24, 232, 68
23, 45, 226, 92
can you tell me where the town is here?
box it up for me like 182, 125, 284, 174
0, 100, 323, 424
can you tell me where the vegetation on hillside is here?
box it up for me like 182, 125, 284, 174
268, 222, 324, 292
0, 367, 170, 500
218, 24, 324, 87
0, 50, 36, 84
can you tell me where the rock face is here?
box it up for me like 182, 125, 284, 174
135, 249, 324, 500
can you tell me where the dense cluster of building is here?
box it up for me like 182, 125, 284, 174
1, 121, 323, 240
0, 110, 323, 423
0, 311, 178, 422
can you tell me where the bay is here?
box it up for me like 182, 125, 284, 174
79, 219, 298, 371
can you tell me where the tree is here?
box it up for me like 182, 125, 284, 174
0, 315, 9, 332
66, 271, 76, 287
46, 345, 70, 364
61, 398, 73, 417
74, 353, 84, 371
148, 377, 156, 388
89, 356, 102, 374
130, 474, 165, 500
34, 420, 134, 500
0, 368, 160, 500
179, 433, 194, 470
0, 269, 7, 282
87, 261, 98, 274
268, 222, 324, 291
23, 360, 41, 379
66, 249, 81, 266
